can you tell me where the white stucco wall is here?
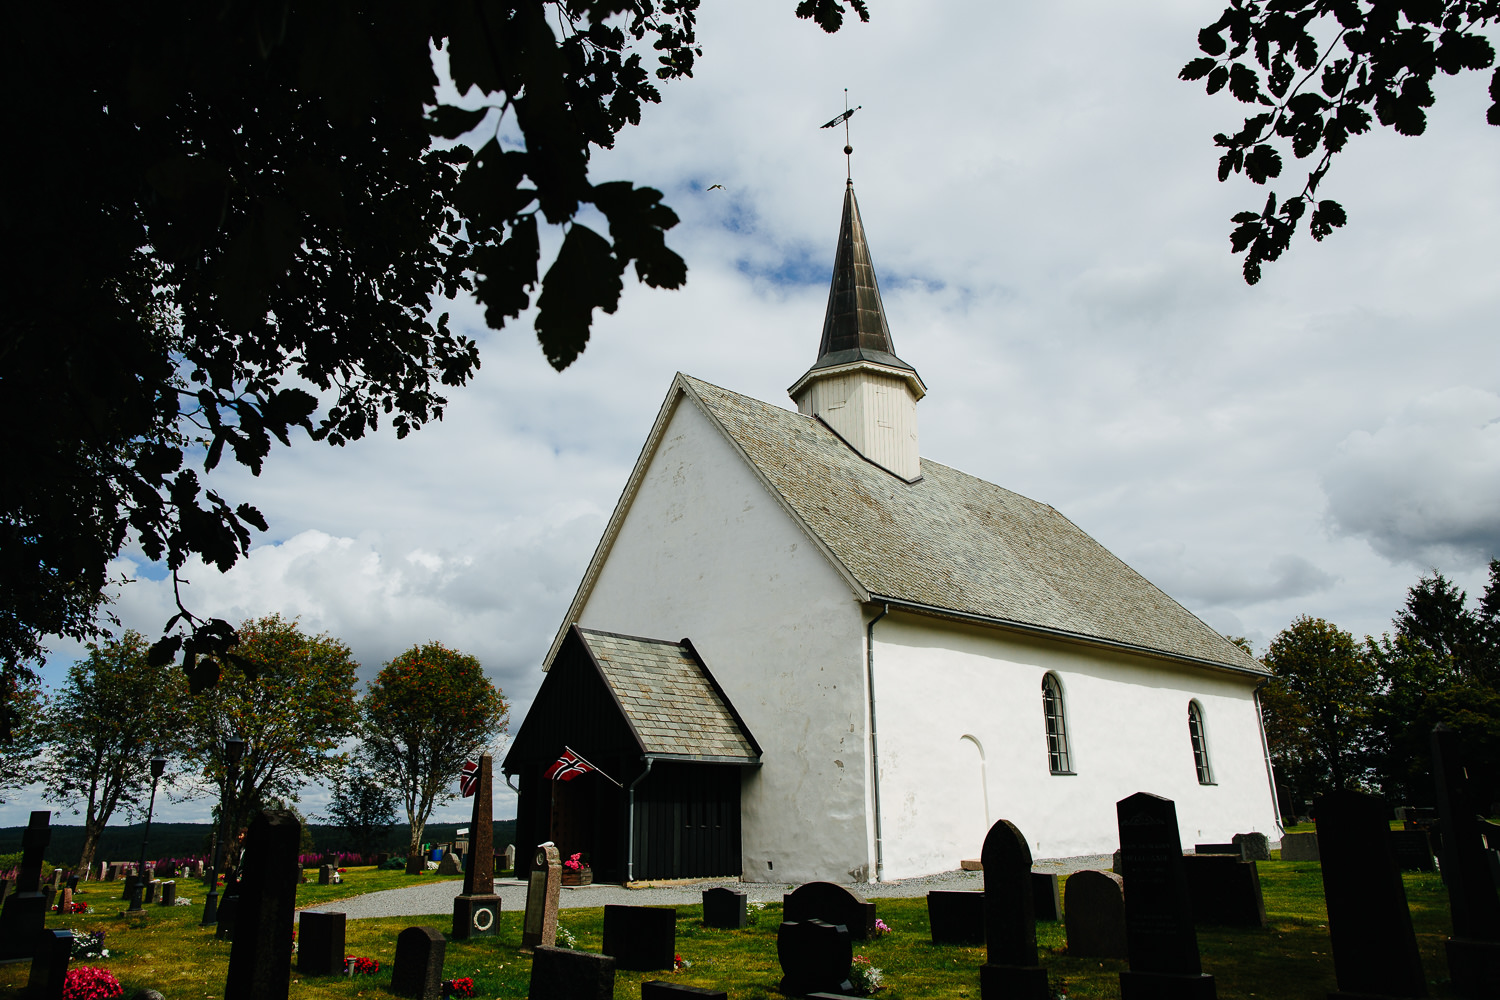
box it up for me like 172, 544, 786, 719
577, 393, 873, 883
870, 612, 1281, 879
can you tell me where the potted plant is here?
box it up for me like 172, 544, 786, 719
560, 852, 592, 886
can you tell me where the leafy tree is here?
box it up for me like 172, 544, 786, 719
363, 642, 509, 857
0, 672, 46, 805
1262, 614, 1378, 795
38, 632, 192, 871
321, 762, 398, 857
0, 1, 869, 690
1367, 563, 1500, 805
188, 615, 359, 855
1182, 1, 1499, 284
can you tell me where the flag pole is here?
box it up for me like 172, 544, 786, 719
563, 745, 623, 788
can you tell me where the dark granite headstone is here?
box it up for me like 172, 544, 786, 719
528, 944, 615, 1000
603, 905, 677, 971
1432, 725, 1500, 998
783, 882, 876, 940
1280, 832, 1320, 861
1064, 870, 1128, 960
318, 865, 332, 885
979, 820, 1049, 1000
159, 881, 177, 907
928, 890, 985, 945
702, 887, 747, 929
1116, 792, 1215, 999
143, 878, 160, 904
1193, 844, 1237, 856
1233, 832, 1272, 862
1032, 872, 1061, 922
1389, 830, 1436, 871
405, 853, 424, 875
26, 929, 74, 1000
224, 810, 301, 1000
1183, 855, 1266, 927
297, 911, 346, 976
0, 810, 51, 960
392, 926, 447, 1000
641, 981, 728, 1000
1315, 788, 1426, 998
777, 919, 853, 997
521, 843, 562, 950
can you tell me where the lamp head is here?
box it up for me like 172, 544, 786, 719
226, 738, 246, 766
150, 757, 168, 780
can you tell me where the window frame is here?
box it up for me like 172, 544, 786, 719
1041, 672, 1074, 775
1188, 699, 1215, 785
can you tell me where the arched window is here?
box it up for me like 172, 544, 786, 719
1188, 701, 1213, 784
1041, 673, 1072, 774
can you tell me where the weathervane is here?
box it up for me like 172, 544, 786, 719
820, 89, 861, 181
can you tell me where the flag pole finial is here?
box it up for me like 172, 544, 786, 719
819, 89, 861, 182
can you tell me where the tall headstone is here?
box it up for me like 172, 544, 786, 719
504, 844, 516, 872
529, 944, 615, 1000
521, 842, 562, 951
1064, 870, 1128, 960
1116, 792, 1215, 999
143, 878, 160, 905
318, 865, 332, 886
159, 881, 177, 907
978, 819, 1049, 1000
297, 911, 347, 977
777, 919, 853, 997
453, 754, 502, 940
1032, 872, 1062, 922
224, 810, 301, 1000
783, 882, 877, 940
603, 905, 677, 971
1432, 725, 1500, 997
391, 926, 446, 1000
405, 853, 424, 875
58, 887, 73, 913
26, 929, 74, 1000
1315, 788, 1426, 998
0, 810, 52, 960
702, 887, 748, 929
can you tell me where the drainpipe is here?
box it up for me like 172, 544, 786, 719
867, 604, 889, 883
1252, 677, 1285, 837
626, 757, 655, 882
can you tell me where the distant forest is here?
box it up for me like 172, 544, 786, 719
0, 819, 518, 864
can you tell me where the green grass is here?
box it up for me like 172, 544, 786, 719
0, 861, 1460, 999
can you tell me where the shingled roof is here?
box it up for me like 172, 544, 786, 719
579, 628, 761, 762
679, 375, 1265, 676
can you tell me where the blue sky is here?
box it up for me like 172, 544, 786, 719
10, 1, 1499, 827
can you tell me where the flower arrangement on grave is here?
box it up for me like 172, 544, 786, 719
346, 956, 380, 975
849, 956, 885, 994
673, 953, 692, 972
873, 918, 891, 935
564, 852, 589, 871
445, 977, 477, 998
62, 966, 123, 1000
555, 927, 578, 950
55, 900, 90, 914
69, 931, 110, 961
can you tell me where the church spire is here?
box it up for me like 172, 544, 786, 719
789, 182, 926, 481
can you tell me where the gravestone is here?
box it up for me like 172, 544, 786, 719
504, 844, 516, 872
224, 810, 301, 1000
1280, 832, 1320, 861
1432, 725, 1500, 998
318, 865, 332, 885
1389, 830, 1437, 871
603, 905, 677, 971
1111, 849, 1122, 873
1116, 792, 1215, 999
702, 887, 747, 929
1182, 855, 1266, 927
391, 926, 446, 1000
927, 890, 985, 945
57, 888, 72, 914
783, 881, 876, 939
642, 982, 728, 1000
26, 929, 74, 1000
0, 810, 52, 960
528, 944, 615, 1000
143, 878, 160, 904
438, 855, 461, 876
104, 864, 117, 882
1032, 872, 1062, 922
297, 911, 347, 976
777, 919, 853, 997
453, 755, 502, 941
1233, 832, 1272, 862
159, 881, 177, 907
1193, 844, 1237, 856
521, 843, 562, 951
405, 853, 424, 875
1064, 870, 1128, 959
1315, 788, 1426, 998
41, 886, 55, 914
978, 819, 1049, 1000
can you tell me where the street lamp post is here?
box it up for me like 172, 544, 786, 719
126, 756, 168, 915
202, 737, 245, 926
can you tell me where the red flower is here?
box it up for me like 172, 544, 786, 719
63, 967, 123, 1000
448, 977, 476, 998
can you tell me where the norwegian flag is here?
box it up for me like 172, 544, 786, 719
459, 760, 480, 797
544, 748, 596, 782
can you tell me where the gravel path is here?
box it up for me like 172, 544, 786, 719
298, 855, 1115, 922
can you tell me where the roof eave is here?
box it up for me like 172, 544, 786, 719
787, 358, 928, 402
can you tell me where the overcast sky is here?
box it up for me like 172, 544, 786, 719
11, 2, 1498, 828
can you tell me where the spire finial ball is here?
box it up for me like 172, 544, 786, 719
844, 145, 853, 156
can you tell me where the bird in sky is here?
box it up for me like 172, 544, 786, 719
707, 184, 725, 191
820, 106, 861, 129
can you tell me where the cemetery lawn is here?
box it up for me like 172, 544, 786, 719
0, 861, 1459, 999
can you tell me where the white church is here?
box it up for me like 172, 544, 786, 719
503, 181, 1281, 884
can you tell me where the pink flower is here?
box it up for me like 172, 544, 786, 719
63, 967, 123, 1000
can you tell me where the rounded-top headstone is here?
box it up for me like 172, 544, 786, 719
391, 926, 447, 1000
777, 919, 853, 997
980, 819, 1038, 968
1063, 870, 1127, 959
783, 881, 876, 939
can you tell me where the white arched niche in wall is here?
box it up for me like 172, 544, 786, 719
959, 733, 990, 827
